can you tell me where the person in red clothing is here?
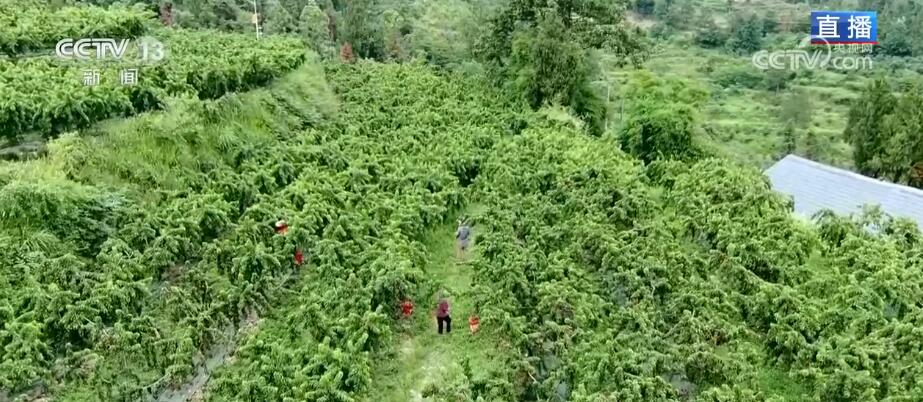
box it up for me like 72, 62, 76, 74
436, 291, 451, 334
275, 220, 303, 266
274, 220, 289, 235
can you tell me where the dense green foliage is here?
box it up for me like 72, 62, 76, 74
844, 78, 923, 187
627, 0, 923, 173
467, 123, 923, 400
478, 0, 646, 135
7, 56, 923, 400
150, 0, 491, 66
0, 56, 524, 401
4, 0, 923, 401
507, 12, 602, 134
0, 0, 151, 56
298, 0, 333, 57
0, 58, 333, 400
0, 29, 304, 141
619, 72, 707, 163
202, 62, 522, 401
865, 0, 923, 57
726, 13, 764, 55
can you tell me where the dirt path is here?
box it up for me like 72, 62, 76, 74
364, 205, 506, 402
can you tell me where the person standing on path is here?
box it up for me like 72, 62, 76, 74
436, 292, 451, 334
455, 218, 471, 259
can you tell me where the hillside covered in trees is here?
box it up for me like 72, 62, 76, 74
2, 0, 923, 401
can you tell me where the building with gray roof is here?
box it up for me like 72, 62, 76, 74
765, 154, 923, 228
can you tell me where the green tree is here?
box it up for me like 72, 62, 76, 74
508, 14, 591, 113
403, 0, 478, 66
875, 0, 923, 57
339, 0, 382, 59
913, 11, 923, 56
299, 1, 333, 57
844, 78, 897, 177
803, 129, 819, 160
695, 18, 728, 48
883, 85, 923, 186
478, 0, 647, 71
653, 0, 672, 20
650, 0, 695, 27
634, 0, 655, 15
780, 121, 796, 155
880, 18, 914, 57
619, 72, 706, 163
262, 0, 295, 34
172, 0, 245, 30
664, 0, 694, 29
726, 13, 763, 55
779, 89, 812, 128
764, 69, 795, 92
516, 14, 608, 136
318, 0, 337, 42
477, 0, 646, 134
381, 9, 405, 61
762, 10, 779, 35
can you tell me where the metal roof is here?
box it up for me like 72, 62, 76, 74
765, 154, 923, 228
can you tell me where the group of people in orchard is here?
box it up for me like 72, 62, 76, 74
277, 214, 478, 334
276, 214, 477, 335
279, 213, 480, 335
400, 217, 479, 335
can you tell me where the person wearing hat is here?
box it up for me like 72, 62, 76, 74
455, 217, 471, 259
274, 220, 289, 235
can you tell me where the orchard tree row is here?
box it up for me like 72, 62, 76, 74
0, 58, 525, 400
459, 114, 923, 400
1, 60, 330, 400
0, 29, 304, 142
0, 0, 151, 55
201, 61, 524, 401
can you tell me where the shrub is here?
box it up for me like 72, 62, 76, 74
695, 23, 729, 48
710, 65, 765, 89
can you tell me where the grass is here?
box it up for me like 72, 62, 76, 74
610, 1, 923, 172
602, 40, 892, 170
0, 51, 336, 195
756, 366, 811, 401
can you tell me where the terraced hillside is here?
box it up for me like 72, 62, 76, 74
0, 0, 305, 144
2, 8, 923, 399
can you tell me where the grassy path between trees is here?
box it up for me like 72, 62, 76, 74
364, 204, 506, 401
